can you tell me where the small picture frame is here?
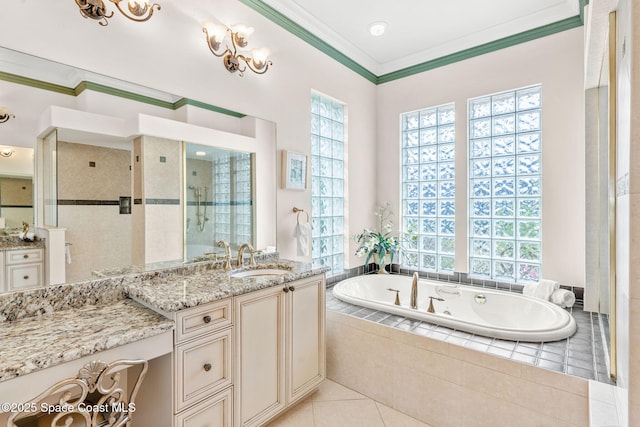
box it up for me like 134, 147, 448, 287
281, 150, 307, 190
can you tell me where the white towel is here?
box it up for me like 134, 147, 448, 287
293, 222, 311, 257
550, 289, 575, 308
523, 279, 559, 300
65, 245, 72, 264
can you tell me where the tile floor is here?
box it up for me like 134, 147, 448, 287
266, 379, 431, 427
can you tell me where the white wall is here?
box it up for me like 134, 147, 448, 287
375, 28, 585, 287
0, 0, 377, 265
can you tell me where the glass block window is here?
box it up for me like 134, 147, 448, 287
468, 85, 542, 283
311, 93, 345, 274
400, 103, 456, 273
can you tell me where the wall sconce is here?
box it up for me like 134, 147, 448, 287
0, 106, 14, 124
0, 148, 15, 158
75, 0, 160, 26
203, 23, 272, 77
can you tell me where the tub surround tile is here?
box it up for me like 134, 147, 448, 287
0, 299, 173, 383
326, 287, 607, 384
328, 309, 590, 427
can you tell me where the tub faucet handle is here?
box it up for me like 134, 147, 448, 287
427, 296, 445, 313
387, 288, 401, 306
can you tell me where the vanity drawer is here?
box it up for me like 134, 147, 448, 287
6, 248, 43, 265
176, 387, 232, 427
7, 263, 43, 290
175, 298, 232, 344
175, 327, 232, 411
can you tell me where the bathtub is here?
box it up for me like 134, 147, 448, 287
332, 275, 576, 342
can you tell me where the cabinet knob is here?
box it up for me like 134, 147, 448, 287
203, 315, 211, 324
283, 286, 289, 293
289, 286, 295, 292
23, 275, 29, 280
203, 363, 212, 372
23, 254, 28, 259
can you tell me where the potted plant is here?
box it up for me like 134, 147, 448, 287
353, 202, 414, 274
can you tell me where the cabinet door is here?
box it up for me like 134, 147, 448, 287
177, 387, 232, 427
286, 275, 326, 404
234, 285, 286, 427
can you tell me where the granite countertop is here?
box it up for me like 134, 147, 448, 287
0, 299, 174, 383
126, 260, 330, 312
0, 236, 45, 251
0, 257, 328, 384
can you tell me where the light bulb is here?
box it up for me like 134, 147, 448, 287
369, 21, 387, 36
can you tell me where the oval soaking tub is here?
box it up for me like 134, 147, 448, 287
332, 275, 576, 342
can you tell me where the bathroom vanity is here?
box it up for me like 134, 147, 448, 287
0, 257, 327, 427
0, 237, 44, 293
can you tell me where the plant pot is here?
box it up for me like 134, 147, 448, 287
373, 251, 391, 274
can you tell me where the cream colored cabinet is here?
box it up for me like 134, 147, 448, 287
4, 248, 44, 291
176, 382, 233, 427
234, 274, 326, 427
174, 298, 234, 427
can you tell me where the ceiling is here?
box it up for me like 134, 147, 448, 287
260, 0, 580, 76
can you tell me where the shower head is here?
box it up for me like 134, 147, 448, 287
188, 185, 196, 189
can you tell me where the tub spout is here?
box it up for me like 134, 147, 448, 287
410, 272, 418, 309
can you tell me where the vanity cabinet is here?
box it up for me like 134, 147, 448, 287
234, 274, 326, 427
174, 298, 233, 427
2, 248, 44, 292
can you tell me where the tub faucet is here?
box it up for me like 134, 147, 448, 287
410, 272, 419, 309
216, 240, 231, 271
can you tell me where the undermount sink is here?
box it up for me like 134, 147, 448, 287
230, 268, 291, 278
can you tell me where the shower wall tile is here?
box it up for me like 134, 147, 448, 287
59, 205, 131, 282
141, 136, 181, 200
0, 178, 32, 206
57, 141, 131, 201
144, 204, 182, 263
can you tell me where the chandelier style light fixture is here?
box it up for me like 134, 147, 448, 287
75, 0, 161, 26
0, 106, 14, 124
203, 23, 272, 77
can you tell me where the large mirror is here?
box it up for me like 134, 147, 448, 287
0, 46, 277, 289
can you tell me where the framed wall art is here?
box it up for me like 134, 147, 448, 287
281, 150, 307, 190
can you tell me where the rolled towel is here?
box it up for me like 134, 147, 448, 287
523, 279, 559, 300
550, 289, 576, 308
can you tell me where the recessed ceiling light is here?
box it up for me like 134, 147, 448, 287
369, 21, 387, 36
195, 151, 207, 156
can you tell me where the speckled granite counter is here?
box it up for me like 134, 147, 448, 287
0, 299, 173, 382
0, 257, 328, 384
0, 236, 45, 251
126, 260, 330, 312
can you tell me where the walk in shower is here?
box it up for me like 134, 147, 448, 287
184, 143, 255, 259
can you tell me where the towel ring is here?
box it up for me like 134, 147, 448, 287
293, 207, 310, 224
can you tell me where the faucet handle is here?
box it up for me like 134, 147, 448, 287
249, 248, 262, 266
387, 288, 401, 306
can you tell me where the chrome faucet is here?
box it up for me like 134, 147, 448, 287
410, 272, 419, 309
216, 240, 232, 271
237, 243, 257, 267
